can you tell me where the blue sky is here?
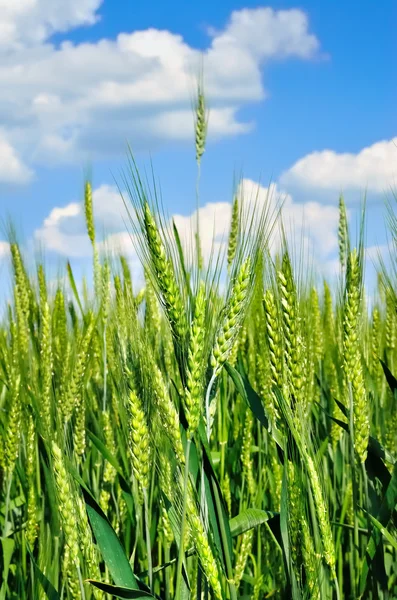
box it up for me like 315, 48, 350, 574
0, 0, 395, 290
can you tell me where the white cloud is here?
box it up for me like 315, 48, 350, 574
173, 201, 233, 265
167, 179, 339, 272
0, 0, 103, 48
280, 137, 397, 193
92, 184, 130, 230
148, 108, 253, 141
236, 178, 339, 262
0, 5, 320, 171
34, 183, 131, 256
0, 241, 10, 258
35, 175, 341, 281
0, 132, 33, 183
35, 202, 90, 257
209, 8, 319, 62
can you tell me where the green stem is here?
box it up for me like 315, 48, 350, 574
205, 372, 217, 441
213, 483, 238, 600
2, 472, 12, 537
102, 323, 107, 412
164, 545, 171, 600
196, 160, 201, 270
143, 489, 153, 591
175, 438, 191, 600
348, 382, 360, 596
334, 572, 341, 600
76, 563, 86, 600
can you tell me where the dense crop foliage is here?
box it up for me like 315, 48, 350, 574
1, 103, 397, 600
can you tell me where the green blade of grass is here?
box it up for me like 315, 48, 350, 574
82, 487, 140, 589
359, 461, 397, 596
229, 509, 276, 537
86, 580, 156, 598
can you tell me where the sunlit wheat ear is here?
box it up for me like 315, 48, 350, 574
195, 84, 207, 166
10, 243, 30, 320
263, 288, 284, 391
114, 274, 128, 352
75, 495, 101, 583
5, 321, 21, 474
234, 529, 253, 588
186, 493, 222, 599
62, 312, 95, 425
285, 462, 303, 583
84, 180, 101, 297
227, 197, 239, 269
144, 272, 161, 334
252, 574, 265, 600
221, 472, 232, 517
158, 461, 174, 544
310, 287, 323, 362
25, 415, 38, 548
370, 306, 382, 385
99, 410, 117, 512
129, 390, 151, 500
343, 248, 369, 462
304, 453, 336, 574
51, 443, 80, 562
143, 201, 186, 341
73, 396, 86, 458
102, 410, 117, 484
135, 287, 145, 308
37, 263, 47, 303
84, 180, 95, 246
53, 287, 68, 363
278, 252, 305, 410
101, 259, 111, 326
11, 243, 30, 358
153, 366, 185, 464
385, 288, 396, 351
184, 282, 206, 436
338, 194, 349, 269
323, 280, 335, 342
62, 546, 80, 600
241, 409, 256, 498
39, 297, 53, 433
120, 254, 134, 301
301, 516, 321, 600
210, 257, 251, 375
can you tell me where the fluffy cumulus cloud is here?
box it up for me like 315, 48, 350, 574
0, 0, 103, 48
0, 240, 10, 258
34, 183, 131, 256
280, 137, 397, 193
35, 178, 339, 279
173, 179, 338, 268
0, 132, 33, 183
35, 202, 90, 257
236, 179, 339, 269
0, 2, 320, 178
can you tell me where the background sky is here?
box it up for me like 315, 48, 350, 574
0, 0, 396, 294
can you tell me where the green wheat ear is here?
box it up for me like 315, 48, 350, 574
84, 180, 95, 245
143, 201, 187, 342
278, 252, 305, 411
129, 390, 151, 500
195, 83, 207, 166
211, 257, 251, 374
227, 197, 239, 269
338, 194, 349, 269
184, 282, 206, 436
343, 248, 369, 462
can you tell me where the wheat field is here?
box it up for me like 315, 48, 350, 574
1, 97, 397, 600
